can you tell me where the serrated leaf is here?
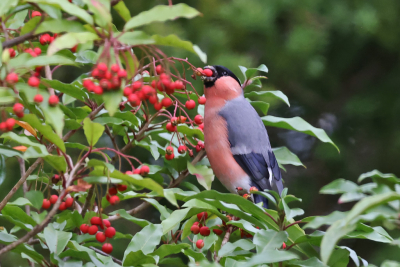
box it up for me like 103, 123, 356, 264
124, 3, 200, 30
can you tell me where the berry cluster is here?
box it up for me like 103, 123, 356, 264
39, 33, 58, 46
80, 217, 115, 254
82, 63, 127, 95
190, 212, 225, 249
13, 103, 24, 118
105, 183, 127, 205
41, 195, 74, 211
0, 118, 16, 133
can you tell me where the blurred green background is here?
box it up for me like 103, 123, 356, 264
2, 0, 400, 265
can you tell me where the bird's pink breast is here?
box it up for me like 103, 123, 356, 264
204, 86, 250, 193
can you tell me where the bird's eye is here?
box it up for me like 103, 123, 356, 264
222, 71, 227, 75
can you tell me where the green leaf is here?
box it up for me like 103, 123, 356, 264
22, 114, 66, 152
254, 230, 288, 253
0, 144, 23, 158
272, 146, 304, 167
239, 64, 269, 81
83, 117, 105, 147
358, 169, 400, 184
44, 155, 67, 172
262, 115, 339, 151
25, 191, 44, 210
35, 19, 86, 34
8, 10, 28, 29
152, 34, 207, 62
108, 209, 150, 228
218, 239, 255, 258
8, 197, 33, 206
1, 132, 48, 158
2, 205, 37, 228
320, 219, 357, 264
123, 250, 156, 266
9, 54, 75, 69
86, 159, 115, 173
282, 196, 304, 221
344, 192, 400, 224
41, 102, 65, 136
25, 0, 93, 24
187, 161, 214, 190
20, 17, 41, 35
103, 90, 123, 116
43, 79, 88, 102
303, 211, 347, 229
249, 101, 269, 115
0, 87, 16, 104
144, 198, 171, 220
320, 179, 359, 195
124, 3, 201, 30
113, 1, 131, 21
47, 32, 99, 55
43, 224, 72, 255
327, 248, 350, 267
151, 243, 190, 260
289, 257, 327, 267
123, 224, 163, 262
0, 0, 19, 16
177, 124, 204, 141
82, 0, 111, 28
240, 250, 299, 265
117, 31, 155, 46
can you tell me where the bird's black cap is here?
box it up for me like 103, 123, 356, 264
202, 65, 241, 88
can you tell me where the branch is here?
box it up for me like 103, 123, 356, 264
215, 224, 232, 262
81, 186, 95, 218
264, 212, 278, 225
283, 220, 305, 231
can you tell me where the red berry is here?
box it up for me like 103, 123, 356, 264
71, 45, 78, 53
154, 102, 163, 111
93, 86, 103, 95
13, 103, 24, 115
59, 202, 67, 211
213, 229, 223, 235
42, 199, 51, 209
0, 122, 6, 132
83, 79, 94, 91
198, 123, 204, 131
237, 187, 243, 191
282, 242, 287, 249
185, 100, 196, 110
8, 48, 16, 58
165, 153, 174, 160
97, 63, 107, 72
166, 146, 173, 154
203, 69, 213, 77
133, 168, 141, 174
196, 141, 204, 152
190, 224, 200, 234
32, 11, 41, 17
90, 217, 102, 225
166, 122, 176, 132
194, 115, 203, 125
110, 64, 120, 73
32, 94, 43, 104
117, 184, 127, 192
91, 68, 100, 78
103, 219, 111, 228
128, 94, 140, 107
48, 95, 59, 106
197, 212, 208, 221
148, 95, 158, 104
243, 193, 250, 199
33, 47, 41, 55
99, 79, 111, 90
96, 232, 106, 243
174, 80, 184, 90
123, 87, 133, 97
140, 165, 150, 176
161, 98, 172, 108
199, 226, 210, 236
155, 65, 164, 74
178, 145, 187, 154
88, 225, 98, 235
65, 197, 74, 208
132, 81, 142, 90
80, 224, 89, 233
28, 76, 40, 87
196, 239, 204, 249
49, 195, 58, 204
108, 187, 118, 196
105, 226, 116, 238
102, 243, 113, 254
117, 69, 127, 78
5, 118, 15, 131
6, 73, 19, 84
39, 34, 51, 45
109, 195, 120, 205
196, 68, 204, 76
198, 96, 206, 105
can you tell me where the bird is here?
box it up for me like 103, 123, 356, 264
201, 65, 283, 208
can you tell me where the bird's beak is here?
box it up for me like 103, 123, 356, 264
201, 65, 217, 83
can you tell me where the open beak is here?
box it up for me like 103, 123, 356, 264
201, 65, 217, 83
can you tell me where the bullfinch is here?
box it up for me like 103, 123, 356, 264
201, 65, 283, 208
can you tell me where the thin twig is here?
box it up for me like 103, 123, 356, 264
81, 186, 95, 218
264, 212, 279, 225
89, 246, 122, 265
